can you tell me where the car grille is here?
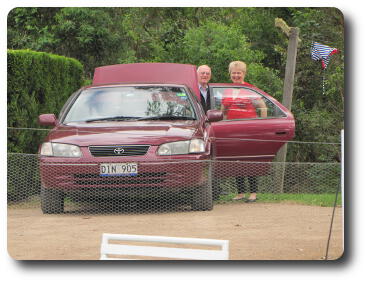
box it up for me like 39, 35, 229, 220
73, 173, 166, 185
89, 145, 150, 157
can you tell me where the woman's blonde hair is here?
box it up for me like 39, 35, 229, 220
228, 61, 247, 76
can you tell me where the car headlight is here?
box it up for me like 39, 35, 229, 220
40, 142, 82, 157
157, 139, 205, 155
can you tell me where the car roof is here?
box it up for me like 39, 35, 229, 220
84, 83, 188, 89
209, 82, 255, 87
209, 82, 274, 98
92, 63, 200, 99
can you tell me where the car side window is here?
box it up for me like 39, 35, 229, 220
59, 90, 80, 121
212, 87, 286, 120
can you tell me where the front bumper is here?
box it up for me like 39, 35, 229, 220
40, 153, 211, 195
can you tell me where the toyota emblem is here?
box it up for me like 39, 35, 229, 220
114, 147, 125, 154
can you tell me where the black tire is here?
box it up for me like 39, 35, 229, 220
191, 184, 213, 211
41, 186, 64, 214
212, 178, 222, 201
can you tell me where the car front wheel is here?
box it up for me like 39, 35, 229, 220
41, 186, 65, 214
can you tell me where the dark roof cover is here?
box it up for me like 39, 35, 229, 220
93, 63, 200, 99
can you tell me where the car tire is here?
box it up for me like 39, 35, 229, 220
41, 186, 64, 214
191, 184, 213, 211
212, 178, 222, 201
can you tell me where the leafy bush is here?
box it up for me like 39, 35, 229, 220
7, 50, 83, 201
7, 49, 84, 154
7, 154, 40, 202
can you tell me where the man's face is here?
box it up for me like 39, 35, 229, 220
197, 66, 211, 86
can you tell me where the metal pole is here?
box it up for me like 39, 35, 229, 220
341, 129, 344, 250
325, 129, 344, 260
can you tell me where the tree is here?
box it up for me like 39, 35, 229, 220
287, 8, 344, 162
7, 7, 344, 162
51, 8, 125, 76
179, 21, 283, 98
8, 8, 127, 76
7, 7, 60, 51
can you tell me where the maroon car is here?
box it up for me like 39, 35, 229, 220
38, 63, 294, 213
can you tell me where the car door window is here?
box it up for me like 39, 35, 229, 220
211, 87, 286, 120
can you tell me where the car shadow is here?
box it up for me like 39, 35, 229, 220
62, 197, 194, 215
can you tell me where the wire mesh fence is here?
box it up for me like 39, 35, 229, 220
7, 153, 341, 214
7, 128, 343, 260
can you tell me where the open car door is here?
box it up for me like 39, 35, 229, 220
208, 83, 295, 181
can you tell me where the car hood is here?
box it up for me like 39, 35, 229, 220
46, 120, 202, 146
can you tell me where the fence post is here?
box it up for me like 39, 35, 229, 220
274, 19, 300, 193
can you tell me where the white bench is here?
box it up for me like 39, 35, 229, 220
100, 233, 229, 260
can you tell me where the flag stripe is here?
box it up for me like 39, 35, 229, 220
311, 42, 339, 69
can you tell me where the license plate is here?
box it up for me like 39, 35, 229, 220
100, 163, 138, 176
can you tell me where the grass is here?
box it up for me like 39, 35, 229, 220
9, 192, 342, 209
218, 193, 342, 207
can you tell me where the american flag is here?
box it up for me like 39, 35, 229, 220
311, 42, 339, 69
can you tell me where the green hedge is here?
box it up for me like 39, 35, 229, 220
7, 49, 84, 154
7, 50, 84, 201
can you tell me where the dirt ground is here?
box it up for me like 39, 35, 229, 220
7, 202, 343, 260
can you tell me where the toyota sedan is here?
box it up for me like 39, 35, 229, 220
38, 63, 294, 213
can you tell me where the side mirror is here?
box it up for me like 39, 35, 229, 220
38, 114, 57, 126
206, 110, 223, 122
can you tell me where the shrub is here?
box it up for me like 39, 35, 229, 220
7, 49, 84, 154
7, 153, 40, 202
7, 49, 83, 201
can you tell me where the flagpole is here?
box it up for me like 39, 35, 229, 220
323, 68, 326, 96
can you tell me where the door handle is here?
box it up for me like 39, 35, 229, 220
275, 131, 287, 135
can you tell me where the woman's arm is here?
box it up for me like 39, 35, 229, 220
258, 99, 267, 118
220, 104, 227, 120
252, 98, 267, 118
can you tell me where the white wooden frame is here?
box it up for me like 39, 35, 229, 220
100, 233, 229, 260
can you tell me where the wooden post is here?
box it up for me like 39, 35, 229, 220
282, 27, 299, 110
275, 18, 300, 193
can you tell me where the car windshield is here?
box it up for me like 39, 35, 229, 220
63, 86, 196, 123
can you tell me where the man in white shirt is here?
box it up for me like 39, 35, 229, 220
197, 65, 212, 112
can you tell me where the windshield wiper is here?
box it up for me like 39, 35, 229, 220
137, 116, 196, 121
85, 116, 141, 123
